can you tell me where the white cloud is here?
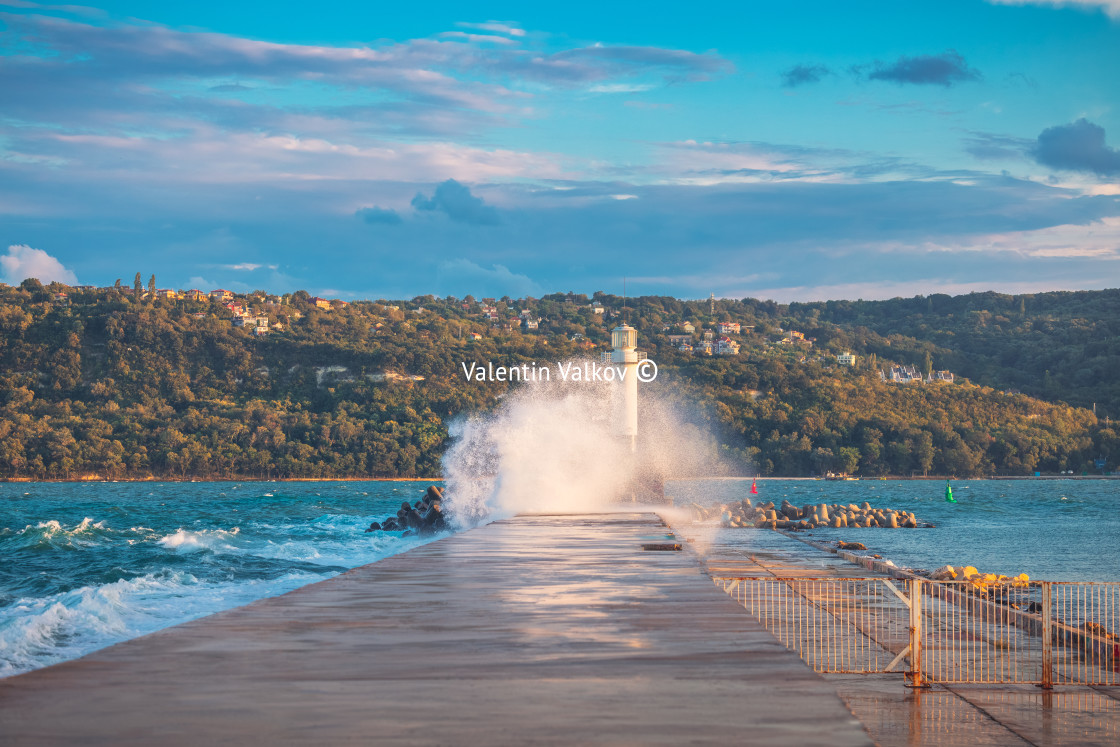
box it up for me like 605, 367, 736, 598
34, 131, 568, 185
987, 0, 1120, 18
890, 217, 1120, 259
749, 277, 1111, 303
589, 83, 655, 93
435, 258, 543, 297
0, 244, 78, 285
455, 21, 526, 37
185, 276, 216, 289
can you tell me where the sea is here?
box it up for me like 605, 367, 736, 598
0, 480, 438, 678
672, 478, 1120, 581
2, 478, 1118, 678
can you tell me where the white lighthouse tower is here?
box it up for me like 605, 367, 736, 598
604, 322, 664, 503
609, 323, 640, 452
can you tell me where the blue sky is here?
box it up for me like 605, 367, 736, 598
1, 0, 1118, 301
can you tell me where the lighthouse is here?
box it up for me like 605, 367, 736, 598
606, 323, 665, 503
609, 323, 640, 452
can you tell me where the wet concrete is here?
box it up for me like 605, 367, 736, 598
0, 513, 871, 746
663, 514, 1120, 747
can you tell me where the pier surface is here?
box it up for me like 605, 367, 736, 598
666, 516, 1120, 747
0, 513, 871, 746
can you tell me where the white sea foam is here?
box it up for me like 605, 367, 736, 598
20, 517, 107, 537
0, 571, 194, 676
0, 568, 341, 677
441, 359, 725, 524
157, 527, 241, 553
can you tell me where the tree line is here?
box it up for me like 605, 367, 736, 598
1, 279, 1117, 479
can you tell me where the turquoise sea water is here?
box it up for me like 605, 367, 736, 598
671, 478, 1120, 582
2, 478, 1117, 678
0, 481, 438, 678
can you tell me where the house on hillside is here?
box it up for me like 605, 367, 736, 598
680, 321, 696, 333
837, 352, 857, 366
523, 318, 539, 330
310, 297, 332, 310
716, 322, 741, 334
668, 334, 692, 345
716, 337, 740, 355
696, 340, 714, 356
469, 332, 483, 341
884, 365, 922, 384
183, 289, 206, 301
233, 315, 269, 329
209, 289, 233, 302
154, 288, 178, 299
929, 370, 955, 383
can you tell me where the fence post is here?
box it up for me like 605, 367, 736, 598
1041, 582, 1053, 690
907, 578, 925, 687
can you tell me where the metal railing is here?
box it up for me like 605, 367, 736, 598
715, 577, 1120, 687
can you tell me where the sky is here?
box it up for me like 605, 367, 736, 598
1, 0, 1118, 302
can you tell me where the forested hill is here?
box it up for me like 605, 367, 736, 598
1, 279, 1117, 480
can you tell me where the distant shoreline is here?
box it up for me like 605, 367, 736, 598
3, 474, 1115, 484
0, 476, 443, 483
671, 474, 1120, 481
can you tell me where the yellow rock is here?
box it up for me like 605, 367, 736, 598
962, 566, 979, 578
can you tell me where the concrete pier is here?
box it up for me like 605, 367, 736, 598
0, 513, 871, 745
665, 516, 1120, 747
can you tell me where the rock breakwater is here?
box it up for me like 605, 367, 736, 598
691, 497, 932, 529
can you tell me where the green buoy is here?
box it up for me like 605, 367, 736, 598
945, 480, 957, 503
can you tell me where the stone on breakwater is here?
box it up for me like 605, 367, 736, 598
694, 498, 930, 530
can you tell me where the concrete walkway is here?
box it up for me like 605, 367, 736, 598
0, 513, 871, 746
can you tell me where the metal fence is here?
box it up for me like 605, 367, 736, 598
715, 576, 1120, 687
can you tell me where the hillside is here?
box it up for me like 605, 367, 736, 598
0, 279, 1117, 480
